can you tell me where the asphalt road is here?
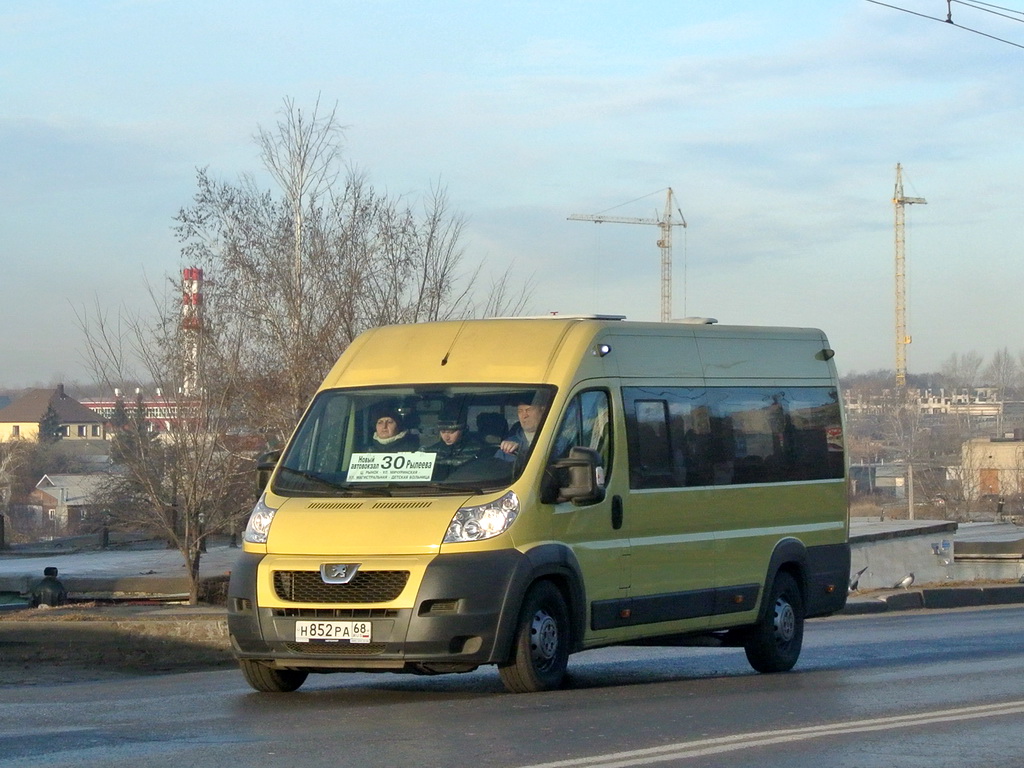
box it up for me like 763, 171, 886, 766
2, 605, 1023, 768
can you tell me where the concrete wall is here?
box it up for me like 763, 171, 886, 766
850, 518, 1024, 590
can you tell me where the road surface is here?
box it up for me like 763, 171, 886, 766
2, 605, 1022, 768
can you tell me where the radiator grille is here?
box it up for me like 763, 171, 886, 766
272, 607, 400, 619
273, 570, 410, 603
285, 642, 387, 655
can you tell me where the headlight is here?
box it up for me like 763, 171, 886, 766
244, 495, 278, 544
444, 491, 520, 543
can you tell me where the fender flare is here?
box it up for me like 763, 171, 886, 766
758, 537, 808, 620
494, 543, 587, 659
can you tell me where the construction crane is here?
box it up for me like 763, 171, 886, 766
568, 188, 687, 322
893, 163, 926, 388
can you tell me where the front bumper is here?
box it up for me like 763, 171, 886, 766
227, 549, 529, 671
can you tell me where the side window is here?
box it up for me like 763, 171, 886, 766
787, 388, 845, 480
630, 399, 671, 489
624, 385, 843, 489
624, 387, 706, 489
550, 390, 612, 478
705, 387, 844, 484
626, 398, 673, 489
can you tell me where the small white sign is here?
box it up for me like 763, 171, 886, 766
347, 452, 437, 482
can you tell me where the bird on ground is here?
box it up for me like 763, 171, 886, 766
849, 565, 869, 593
893, 573, 915, 590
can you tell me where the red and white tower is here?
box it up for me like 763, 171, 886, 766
181, 267, 204, 396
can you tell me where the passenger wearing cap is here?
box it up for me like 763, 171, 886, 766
426, 409, 485, 478
370, 408, 420, 452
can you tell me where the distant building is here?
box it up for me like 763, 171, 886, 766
80, 390, 200, 434
0, 385, 106, 442
29, 473, 107, 534
844, 387, 1007, 421
959, 435, 1024, 500
850, 462, 907, 498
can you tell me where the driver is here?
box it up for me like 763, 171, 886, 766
496, 397, 547, 460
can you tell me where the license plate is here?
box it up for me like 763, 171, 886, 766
294, 620, 372, 643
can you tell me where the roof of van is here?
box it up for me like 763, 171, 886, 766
321, 317, 836, 389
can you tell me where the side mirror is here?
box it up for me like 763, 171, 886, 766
542, 446, 605, 505
256, 449, 282, 497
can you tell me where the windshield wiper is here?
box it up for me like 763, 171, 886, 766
410, 482, 490, 494
367, 482, 483, 496
277, 467, 349, 491
332, 482, 395, 497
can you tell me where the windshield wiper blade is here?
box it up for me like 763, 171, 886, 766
381, 482, 484, 496
334, 483, 394, 497
278, 467, 348, 491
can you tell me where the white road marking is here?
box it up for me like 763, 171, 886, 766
518, 700, 1024, 768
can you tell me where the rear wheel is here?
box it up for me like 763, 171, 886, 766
498, 581, 570, 693
239, 659, 308, 693
744, 571, 804, 673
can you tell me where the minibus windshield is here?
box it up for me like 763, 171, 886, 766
272, 385, 556, 496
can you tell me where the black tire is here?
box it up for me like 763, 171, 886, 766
498, 581, 570, 693
239, 659, 308, 693
744, 571, 804, 674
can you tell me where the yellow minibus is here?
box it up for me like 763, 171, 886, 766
228, 316, 849, 693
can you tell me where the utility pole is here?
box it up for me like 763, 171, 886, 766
569, 188, 687, 322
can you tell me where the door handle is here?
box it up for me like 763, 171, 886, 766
611, 495, 623, 530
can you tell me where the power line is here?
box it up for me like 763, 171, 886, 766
865, 0, 1024, 49
953, 0, 1024, 25
953, 0, 1024, 21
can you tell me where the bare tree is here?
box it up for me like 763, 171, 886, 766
984, 347, 1018, 390
0, 441, 26, 547
879, 388, 923, 518
942, 350, 984, 390
951, 437, 997, 522
75, 99, 529, 596
175, 98, 523, 442
941, 351, 985, 433
78, 290, 253, 604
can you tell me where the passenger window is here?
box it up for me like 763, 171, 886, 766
623, 385, 844, 489
628, 400, 674, 489
550, 390, 612, 479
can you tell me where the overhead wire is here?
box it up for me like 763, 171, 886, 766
953, 0, 1024, 21
864, 0, 1024, 49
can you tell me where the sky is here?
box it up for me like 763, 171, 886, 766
2, 0, 1023, 389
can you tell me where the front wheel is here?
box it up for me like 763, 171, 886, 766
744, 571, 804, 673
239, 659, 308, 693
498, 581, 570, 693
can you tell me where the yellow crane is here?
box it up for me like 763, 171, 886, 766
893, 164, 926, 388
569, 188, 687, 322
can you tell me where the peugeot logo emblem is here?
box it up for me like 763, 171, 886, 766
320, 563, 360, 584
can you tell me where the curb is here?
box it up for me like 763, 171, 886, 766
840, 584, 1024, 615
0, 607, 234, 676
